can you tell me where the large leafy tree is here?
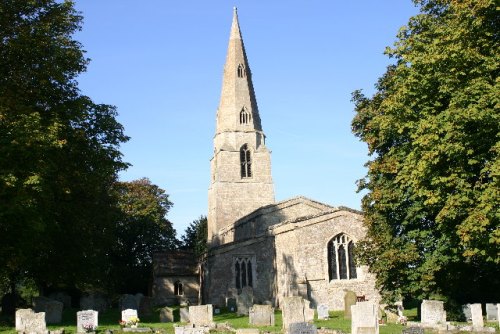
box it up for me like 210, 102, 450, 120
112, 178, 177, 293
180, 215, 208, 258
0, 0, 128, 294
352, 0, 499, 307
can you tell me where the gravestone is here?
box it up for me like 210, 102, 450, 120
139, 296, 153, 317
351, 301, 379, 334
420, 300, 446, 325
236, 287, 254, 316
77, 310, 98, 333
80, 293, 108, 312
317, 304, 329, 320
122, 308, 139, 323
249, 304, 275, 326
344, 290, 357, 319
462, 304, 472, 321
189, 304, 213, 327
288, 322, 318, 334
470, 303, 483, 327
120, 294, 138, 311
33, 296, 63, 324
226, 298, 237, 312
282, 296, 314, 330
402, 327, 424, 334
16, 308, 46, 333
48, 292, 72, 309
160, 307, 174, 323
486, 304, 498, 321
180, 307, 189, 322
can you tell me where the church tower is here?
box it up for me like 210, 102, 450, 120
208, 8, 274, 246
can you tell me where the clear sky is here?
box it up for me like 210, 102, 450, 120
73, 1, 419, 236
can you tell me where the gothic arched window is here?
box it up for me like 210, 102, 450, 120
240, 144, 252, 178
328, 233, 357, 280
174, 280, 183, 296
237, 63, 246, 78
234, 256, 254, 289
240, 107, 251, 125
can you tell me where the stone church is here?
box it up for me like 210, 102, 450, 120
204, 9, 379, 311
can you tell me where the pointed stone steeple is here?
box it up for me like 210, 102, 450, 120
208, 8, 274, 246
216, 7, 262, 133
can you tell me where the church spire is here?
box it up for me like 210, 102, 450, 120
216, 7, 262, 133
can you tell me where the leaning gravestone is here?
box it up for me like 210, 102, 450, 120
317, 304, 329, 320
180, 307, 189, 322
77, 310, 98, 333
420, 300, 446, 325
160, 307, 174, 323
470, 303, 484, 328
344, 290, 357, 319
288, 322, 318, 334
33, 296, 63, 324
189, 304, 213, 327
249, 304, 275, 326
122, 308, 139, 323
351, 301, 379, 334
236, 287, 254, 315
16, 308, 46, 333
486, 304, 498, 321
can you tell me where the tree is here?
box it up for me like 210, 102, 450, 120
351, 0, 499, 308
181, 216, 208, 258
112, 178, 177, 293
0, 0, 128, 294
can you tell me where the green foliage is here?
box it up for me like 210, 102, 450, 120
0, 0, 128, 292
352, 0, 499, 305
180, 215, 208, 258
112, 178, 177, 293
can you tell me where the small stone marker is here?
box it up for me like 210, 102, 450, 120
77, 310, 98, 333
180, 307, 189, 322
122, 308, 139, 323
351, 301, 379, 334
317, 304, 329, 320
470, 303, 483, 327
344, 290, 357, 319
236, 287, 254, 315
420, 300, 446, 325
486, 304, 498, 321
226, 297, 237, 312
249, 304, 275, 326
15, 308, 47, 333
189, 304, 213, 327
160, 307, 174, 323
288, 322, 318, 334
401, 327, 424, 334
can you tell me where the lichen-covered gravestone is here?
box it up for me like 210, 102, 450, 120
470, 303, 484, 328
282, 296, 314, 330
77, 310, 98, 333
351, 301, 379, 334
16, 308, 46, 333
189, 304, 213, 327
344, 290, 357, 319
420, 300, 446, 325
249, 304, 275, 326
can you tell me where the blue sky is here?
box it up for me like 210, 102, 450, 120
73, 1, 419, 236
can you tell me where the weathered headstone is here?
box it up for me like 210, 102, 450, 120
120, 294, 138, 311
351, 301, 379, 334
226, 297, 237, 312
180, 307, 190, 322
486, 304, 498, 321
344, 290, 357, 319
462, 304, 472, 321
402, 327, 424, 334
282, 296, 314, 330
80, 293, 108, 312
420, 300, 446, 325
48, 292, 72, 309
77, 310, 98, 333
189, 304, 213, 327
470, 303, 483, 327
33, 296, 63, 324
15, 308, 46, 333
317, 304, 329, 320
139, 296, 153, 317
236, 287, 254, 316
249, 304, 275, 326
122, 308, 139, 323
288, 322, 318, 334
160, 307, 174, 323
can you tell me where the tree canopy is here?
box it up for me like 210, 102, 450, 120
351, 0, 499, 308
0, 0, 128, 293
180, 215, 208, 258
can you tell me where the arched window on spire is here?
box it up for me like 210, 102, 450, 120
240, 107, 251, 125
328, 233, 357, 280
240, 144, 252, 178
237, 63, 246, 78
